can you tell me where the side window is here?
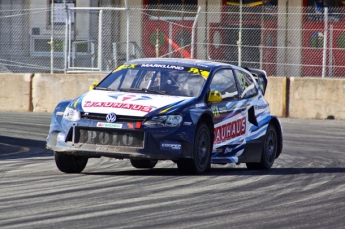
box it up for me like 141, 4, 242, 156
234, 70, 258, 98
210, 69, 238, 100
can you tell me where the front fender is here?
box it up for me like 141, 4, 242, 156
48, 100, 72, 134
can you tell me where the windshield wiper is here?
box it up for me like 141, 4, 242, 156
120, 87, 166, 95
95, 87, 117, 91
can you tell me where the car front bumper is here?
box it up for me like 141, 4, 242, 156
46, 123, 194, 160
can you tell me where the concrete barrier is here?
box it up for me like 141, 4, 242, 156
288, 77, 345, 120
1, 73, 345, 120
265, 77, 287, 118
0, 73, 32, 112
32, 74, 105, 112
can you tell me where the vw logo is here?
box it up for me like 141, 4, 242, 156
106, 112, 117, 123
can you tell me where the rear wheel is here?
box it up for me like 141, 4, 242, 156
54, 152, 88, 173
246, 124, 278, 170
130, 159, 158, 169
177, 123, 211, 174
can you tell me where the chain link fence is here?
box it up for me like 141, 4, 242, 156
0, 3, 345, 77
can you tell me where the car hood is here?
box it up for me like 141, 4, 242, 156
73, 90, 192, 117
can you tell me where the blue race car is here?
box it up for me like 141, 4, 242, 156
46, 58, 283, 174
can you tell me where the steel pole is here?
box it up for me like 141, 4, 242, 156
322, 7, 328, 78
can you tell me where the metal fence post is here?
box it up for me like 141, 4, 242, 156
50, 0, 54, 74
125, 0, 129, 61
328, 24, 333, 77
191, 6, 201, 59
322, 7, 328, 78
64, 1, 68, 74
237, 0, 242, 66
98, 10, 103, 71
68, 9, 72, 69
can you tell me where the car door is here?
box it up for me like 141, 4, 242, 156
209, 68, 247, 163
233, 68, 269, 162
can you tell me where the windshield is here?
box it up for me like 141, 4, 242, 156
97, 65, 208, 97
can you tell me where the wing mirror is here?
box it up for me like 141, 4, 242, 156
208, 90, 222, 103
89, 81, 99, 91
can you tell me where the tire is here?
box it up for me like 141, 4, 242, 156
177, 123, 211, 174
246, 124, 278, 170
54, 152, 88, 173
130, 159, 158, 169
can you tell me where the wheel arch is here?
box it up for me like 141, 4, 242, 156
269, 117, 283, 159
197, 113, 214, 149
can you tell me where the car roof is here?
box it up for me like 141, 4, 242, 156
124, 58, 236, 70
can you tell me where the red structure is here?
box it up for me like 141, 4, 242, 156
208, 1, 278, 75
142, 1, 197, 59
142, 1, 345, 76
302, 0, 345, 76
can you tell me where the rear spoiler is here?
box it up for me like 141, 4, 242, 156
244, 67, 268, 95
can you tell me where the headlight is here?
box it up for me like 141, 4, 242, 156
144, 115, 183, 127
63, 107, 80, 121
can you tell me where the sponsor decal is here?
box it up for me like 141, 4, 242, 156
255, 104, 269, 110
195, 103, 205, 108
115, 64, 137, 71
97, 122, 123, 128
214, 117, 246, 143
224, 147, 232, 154
56, 111, 64, 116
84, 101, 153, 112
212, 105, 239, 116
215, 148, 223, 153
183, 122, 192, 126
212, 106, 221, 117
160, 142, 182, 151
127, 123, 134, 129
140, 64, 184, 70
188, 68, 210, 79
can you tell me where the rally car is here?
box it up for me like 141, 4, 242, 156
46, 58, 283, 174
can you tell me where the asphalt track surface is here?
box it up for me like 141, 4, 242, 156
0, 112, 344, 229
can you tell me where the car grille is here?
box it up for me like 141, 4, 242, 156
80, 112, 146, 122
74, 127, 144, 147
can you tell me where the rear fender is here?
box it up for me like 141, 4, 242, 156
269, 117, 283, 159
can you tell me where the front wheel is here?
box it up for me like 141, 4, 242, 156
177, 123, 211, 174
130, 159, 158, 169
54, 152, 88, 173
246, 124, 278, 170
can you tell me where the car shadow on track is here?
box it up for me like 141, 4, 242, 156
83, 166, 345, 176
0, 136, 52, 160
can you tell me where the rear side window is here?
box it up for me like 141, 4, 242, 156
234, 70, 258, 98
